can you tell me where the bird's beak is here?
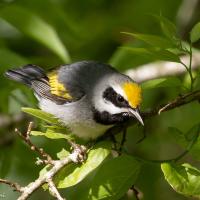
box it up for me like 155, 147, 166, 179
128, 107, 144, 126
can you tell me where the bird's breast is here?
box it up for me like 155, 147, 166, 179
39, 97, 112, 140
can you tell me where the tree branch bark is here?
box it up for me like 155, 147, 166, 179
125, 52, 200, 83
0, 179, 22, 193
105, 89, 200, 137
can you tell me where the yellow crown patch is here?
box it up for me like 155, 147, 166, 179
48, 71, 72, 99
123, 82, 142, 108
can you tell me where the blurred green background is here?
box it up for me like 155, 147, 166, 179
0, 0, 200, 199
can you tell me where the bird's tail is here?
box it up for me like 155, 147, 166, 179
5, 64, 68, 105
4, 64, 48, 86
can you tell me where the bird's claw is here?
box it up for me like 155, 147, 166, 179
69, 142, 87, 163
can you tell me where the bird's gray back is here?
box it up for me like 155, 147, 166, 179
58, 61, 118, 99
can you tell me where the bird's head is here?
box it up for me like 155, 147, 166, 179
92, 74, 143, 125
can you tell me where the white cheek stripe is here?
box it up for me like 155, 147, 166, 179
96, 98, 128, 114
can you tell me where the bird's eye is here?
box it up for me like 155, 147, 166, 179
117, 95, 124, 103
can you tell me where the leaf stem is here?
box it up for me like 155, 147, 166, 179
174, 125, 200, 162
179, 42, 194, 91
188, 43, 194, 91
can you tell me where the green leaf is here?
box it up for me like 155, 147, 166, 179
168, 127, 187, 146
155, 49, 180, 62
87, 155, 141, 200
68, 155, 141, 200
55, 141, 112, 188
161, 162, 200, 198
0, 5, 71, 62
190, 22, 200, 43
168, 124, 200, 161
152, 14, 177, 40
122, 32, 173, 48
142, 77, 182, 90
22, 107, 60, 125
57, 149, 70, 160
123, 47, 180, 62
31, 130, 74, 140
185, 124, 200, 141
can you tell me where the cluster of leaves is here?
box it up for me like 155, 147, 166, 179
123, 16, 200, 199
123, 15, 200, 92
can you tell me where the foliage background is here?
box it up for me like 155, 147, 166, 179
0, 0, 200, 199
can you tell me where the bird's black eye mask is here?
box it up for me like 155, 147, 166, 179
103, 87, 130, 108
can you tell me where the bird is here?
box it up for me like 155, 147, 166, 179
5, 61, 143, 140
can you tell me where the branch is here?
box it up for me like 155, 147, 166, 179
14, 122, 53, 165
143, 90, 200, 118
125, 52, 200, 83
105, 90, 200, 137
17, 148, 85, 200
0, 178, 22, 193
17, 158, 70, 200
47, 179, 65, 200
0, 122, 87, 200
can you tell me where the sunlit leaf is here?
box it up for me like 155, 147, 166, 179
142, 77, 182, 90
161, 162, 200, 198
68, 155, 141, 200
55, 141, 112, 188
0, 5, 71, 62
87, 155, 141, 200
22, 107, 60, 125
190, 22, 200, 43
122, 32, 173, 48
57, 148, 70, 160
31, 130, 74, 140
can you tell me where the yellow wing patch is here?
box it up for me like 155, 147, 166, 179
123, 82, 142, 108
48, 71, 72, 99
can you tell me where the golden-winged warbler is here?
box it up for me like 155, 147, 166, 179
5, 61, 143, 140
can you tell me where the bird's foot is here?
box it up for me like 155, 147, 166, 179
68, 141, 87, 163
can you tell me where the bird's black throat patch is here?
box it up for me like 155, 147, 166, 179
92, 108, 130, 125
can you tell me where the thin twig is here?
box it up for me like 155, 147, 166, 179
0, 178, 22, 192
143, 90, 200, 118
1, 122, 87, 200
15, 122, 53, 164
130, 185, 143, 200
47, 179, 65, 200
133, 126, 199, 164
105, 90, 200, 138
17, 146, 86, 200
